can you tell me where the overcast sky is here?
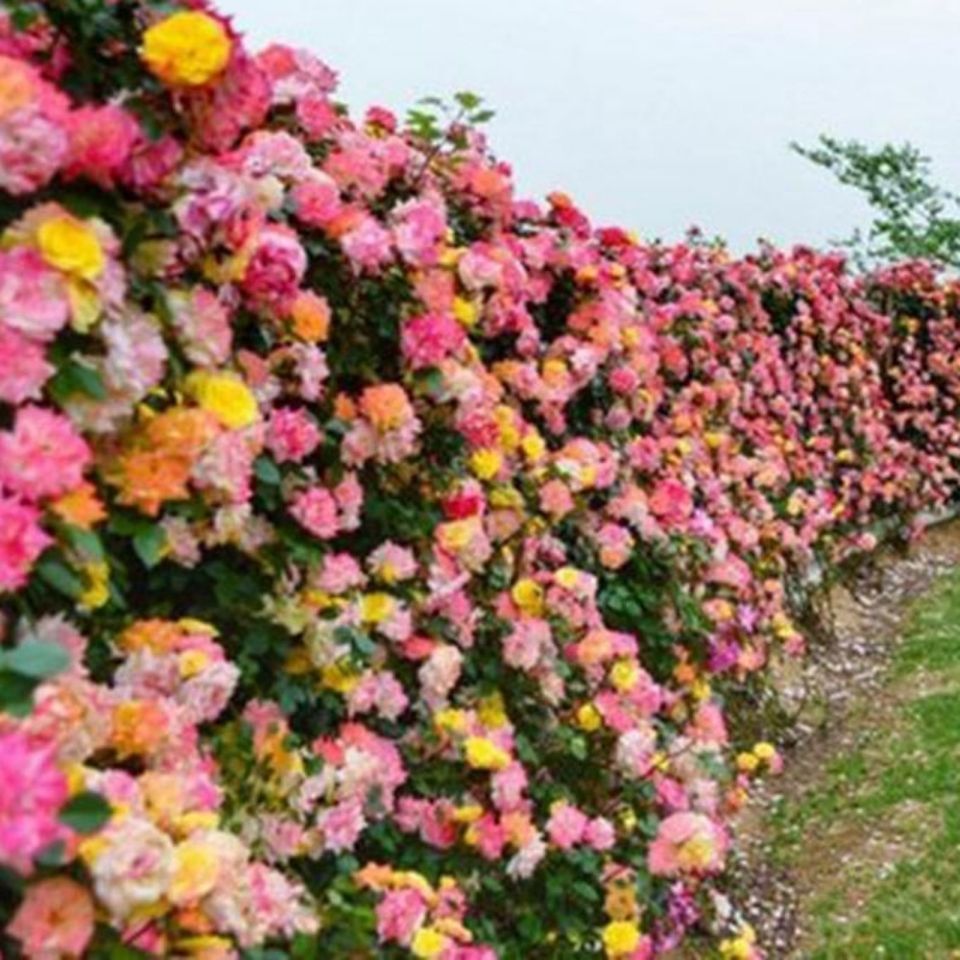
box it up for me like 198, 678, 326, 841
221, 0, 958, 252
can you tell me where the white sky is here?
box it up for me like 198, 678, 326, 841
221, 0, 959, 252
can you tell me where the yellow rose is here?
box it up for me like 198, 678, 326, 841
511, 578, 544, 616
359, 592, 396, 624
736, 751, 760, 774
521, 431, 546, 461
477, 692, 508, 729
411, 926, 449, 958
178, 649, 211, 679
453, 296, 478, 327
321, 660, 360, 694
576, 702, 602, 732
452, 804, 483, 824
37, 217, 105, 280
186, 371, 258, 429
464, 736, 510, 772
169, 840, 220, 905
753, 741, 776, 761
470, 448, 503, 481
610, 659, 639, 693
601, 920, 641, 957
434, 708, 467, 734
78, 561, 111, 611
141, 11, 231, 87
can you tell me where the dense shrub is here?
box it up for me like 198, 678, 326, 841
1, 3, 960, 958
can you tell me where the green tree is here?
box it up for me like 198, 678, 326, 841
793, 135, 960, 270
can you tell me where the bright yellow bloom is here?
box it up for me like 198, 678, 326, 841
141, 11, 231, 87
321, 660, 360, 694
521, 431, 546, 461
511, 577, 544, 616
186, 371, 258, 429
610, 659, 639, 693
359, 592, 396, 624
453, 296, 478, 327
452, 804, 484, 824
753, 741, 776, 761
169, 839, 220, 905
576, 702, 602, 732
736, 751, 760, 774
470, 448, 503, 481
37, 217, 105, 280
78, 561, 110, 610
477, 692, 508, 729
411, 926, 449, 958
434, 708, 468, 734
464, 736, 510, 772
178, 649, 211, 679
601, 920, 641, 957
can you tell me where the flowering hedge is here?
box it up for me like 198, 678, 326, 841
2, 3, 960, 958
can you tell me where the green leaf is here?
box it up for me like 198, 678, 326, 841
0, 670, 39, 717
35, 555, 84, 599
59, 791, 112, 835
3, 640, 70, 679
47, 359, 108, 404
132, 524, 166, 569
254, 455, 282, 485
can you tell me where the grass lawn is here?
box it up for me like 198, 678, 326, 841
767, 567, 960, 958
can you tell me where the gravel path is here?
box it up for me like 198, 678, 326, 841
729, 519, 960, 957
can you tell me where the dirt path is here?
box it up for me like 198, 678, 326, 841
730, 519, 960, 957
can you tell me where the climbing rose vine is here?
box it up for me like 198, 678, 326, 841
1, 3, 960, 958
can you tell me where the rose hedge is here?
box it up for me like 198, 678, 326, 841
1, 3, 960, 959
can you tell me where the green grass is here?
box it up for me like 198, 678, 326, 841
768, 568, 960, 959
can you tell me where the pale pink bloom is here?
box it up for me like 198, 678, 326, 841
596, 522, 635, 570
584, 816, 616, 851
0, 494, 51, 592
233, 130, 313, 181
339, 214, 393, 272
0, 406, 91, 502
290, 486, 339, 539
91, 818, 175, 919
169, 288, 233, 368
193, 429, 258, 505
647, 812, 728, 877
333, 472, 364, 530
6, 876, 95, 959
266, 407, 321, 463
0, 248, 68, 341
0, 326, 52, 404
546, 802, 588, 850
256, 43, 339, 105
376, 888, 427, 945
367, 541, 417, 583
291, 174, 342, 229
315, 553, 366, 594
392, 197, 446, 266
539, 479, 575, 519
503, 619, 550, 672
418, 644, 462, 708
318, 798, 366, 853
506, 833, 547, 879
0, 57, 69, 195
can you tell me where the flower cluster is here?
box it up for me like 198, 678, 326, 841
2, 2, 960, 957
